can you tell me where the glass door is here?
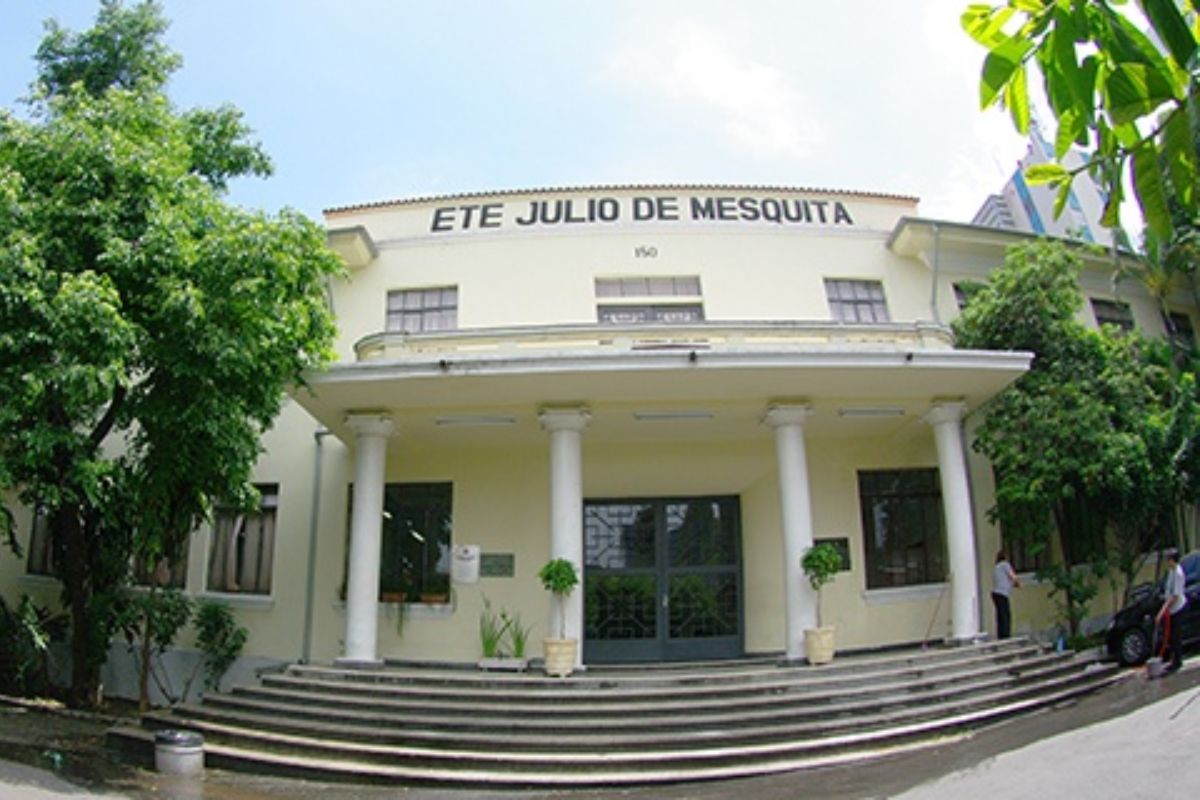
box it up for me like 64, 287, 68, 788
583, 496, 742, 662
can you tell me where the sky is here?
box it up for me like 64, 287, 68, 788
0, 1, 1031, 223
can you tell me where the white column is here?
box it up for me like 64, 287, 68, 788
539, 407, 590, 668
764, 403, 817, 661
925, 401, 981, 643
338, 413, 394, 666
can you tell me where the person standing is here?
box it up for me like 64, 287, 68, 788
992, 551, 1021, 640
1156, 550, 1188, 674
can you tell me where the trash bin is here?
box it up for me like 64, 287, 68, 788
153, 729, 204, 776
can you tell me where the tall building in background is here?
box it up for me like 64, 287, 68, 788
973, 123, 1129, 249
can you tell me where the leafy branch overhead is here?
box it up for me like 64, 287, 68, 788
963, 0, 1198, 240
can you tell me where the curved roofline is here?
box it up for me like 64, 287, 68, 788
324, 183, 920, 216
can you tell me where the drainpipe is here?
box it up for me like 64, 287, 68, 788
929, 222, 943, 325
301, 426, 330, 664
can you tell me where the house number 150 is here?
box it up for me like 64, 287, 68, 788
634, 246, 658, 258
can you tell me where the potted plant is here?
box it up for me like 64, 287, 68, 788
538, 557, 580, 677
477, 597, 531, 672
801, 542, 843, 665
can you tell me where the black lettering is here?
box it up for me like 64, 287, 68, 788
596, 197, 619, 221
480, 203, 502, 228
633, 197, 656, 220
811, 200, 829, 224
761, 199, 782, 223
541, 201, 564, 224
656, 197, 679, 221
515, 201, 539, 226
801, 200, 812, 222
564, 199, 587, 223
691, 197, 717, 220
833, 202, 854, 225
737, 197, 760, 221
431, 207, 456, 233
781, 200, 802, 223
716, 197, 737, 220
460, 204, 479, 228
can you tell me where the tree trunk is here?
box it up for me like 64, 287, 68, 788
138, 604, 152, 713
57, 508, 101, 709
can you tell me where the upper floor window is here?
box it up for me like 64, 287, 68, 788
387, 287, 458, 333
953, 281, 986, 311
595, 275, 704, 325
1090, 298, 1134, 333
825, 279, 890, 323
207, 484, 278, 596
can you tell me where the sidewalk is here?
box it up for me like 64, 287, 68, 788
1, 664, 1198, 799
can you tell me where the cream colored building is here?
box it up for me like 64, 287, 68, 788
3, 185, 1186, 689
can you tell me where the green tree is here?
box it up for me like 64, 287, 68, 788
0, 1, 340, 708
963, 0, 1198, 241
955, 241, 1196, 632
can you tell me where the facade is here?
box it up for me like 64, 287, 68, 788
2, 184, 1190, 692
972, 126, 1127, 249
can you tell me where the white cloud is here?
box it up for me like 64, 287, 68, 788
600, 19, 823, 162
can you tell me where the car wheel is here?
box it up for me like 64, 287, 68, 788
1118, 627, 1150, 666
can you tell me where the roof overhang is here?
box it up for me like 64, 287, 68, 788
326, 225, 377, 268
291, 347, 1031, 447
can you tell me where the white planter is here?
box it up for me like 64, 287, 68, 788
542, 638, 577, 677
804, 626, 836, 665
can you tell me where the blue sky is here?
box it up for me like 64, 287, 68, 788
1, 1, 1028, 223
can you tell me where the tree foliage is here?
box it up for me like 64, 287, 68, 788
963, 0, 1198, 241
0, 1, 340, 707
955, 241, 1199, 632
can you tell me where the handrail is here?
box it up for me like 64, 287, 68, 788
354, 320, 954, 362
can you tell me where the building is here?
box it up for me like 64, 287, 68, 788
972, 125, 1128, 249
1, 184, 1187, 695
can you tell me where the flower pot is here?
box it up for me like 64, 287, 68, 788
542, 637, 577, 677
804, 626, 836, 665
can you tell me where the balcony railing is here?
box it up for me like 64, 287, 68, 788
354, 321, 954, 362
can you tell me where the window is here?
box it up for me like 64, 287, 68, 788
386, 287, 458, 333
858, 468, 946, 589
26, 508, 54, 577
825, 279, 890, 323
1090, 299, 1134, 333
346, 482, 453, 603
595, 275, 704, 326
953, 281, 986, 311
134, 553, 188, 589
207, 485, 278, 595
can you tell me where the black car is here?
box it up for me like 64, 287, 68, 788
1105, 551, 1200, 665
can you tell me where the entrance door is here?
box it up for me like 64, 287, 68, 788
583, 496, 742, 662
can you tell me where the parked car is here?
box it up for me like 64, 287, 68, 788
1105, 551, 1200, 665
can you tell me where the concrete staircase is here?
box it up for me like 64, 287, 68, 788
108, 639, 1119, 786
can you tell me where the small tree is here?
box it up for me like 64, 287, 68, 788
801, 543, 843, 629
538, 558, 579, 640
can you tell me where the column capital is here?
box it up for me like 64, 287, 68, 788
344, 413, 395, 438
923, 400, 968, 427
539, 406, 592, 433
763, 403, 814, 429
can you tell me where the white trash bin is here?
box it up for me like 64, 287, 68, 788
154, 729, 204, 776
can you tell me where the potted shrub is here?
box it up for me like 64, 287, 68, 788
538, 557, 580, 677
801, 542, 843, 665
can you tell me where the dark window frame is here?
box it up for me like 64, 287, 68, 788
858, 468, 946, 590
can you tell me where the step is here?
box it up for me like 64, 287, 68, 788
110, 663, 1120, 786
206, 651, 1082, 734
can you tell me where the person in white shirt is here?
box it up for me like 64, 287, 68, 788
1156, 550, 1188, 674
992, 551, 1021, 640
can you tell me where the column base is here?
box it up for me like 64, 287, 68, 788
943, 633, 987, 647
334, 657, 385, 669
